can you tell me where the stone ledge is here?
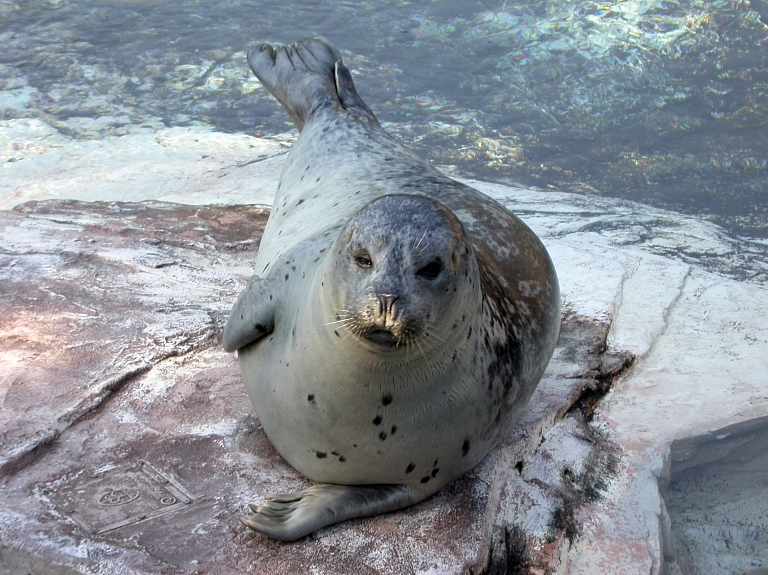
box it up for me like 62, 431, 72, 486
2, 125, 767, 574
0, 200, 624, 575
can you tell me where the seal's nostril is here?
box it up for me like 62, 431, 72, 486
376, 294, 400, 319
378, 295, 385, 316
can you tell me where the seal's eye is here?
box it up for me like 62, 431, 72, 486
416, 259, 443, 280
354, 252, 373, 268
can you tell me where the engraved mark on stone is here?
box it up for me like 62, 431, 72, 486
42, 459, 195, 535
98, 487, 141, 506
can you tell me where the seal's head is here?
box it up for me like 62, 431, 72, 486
327, 194, 477, 349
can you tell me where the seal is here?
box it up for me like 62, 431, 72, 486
223, 37, 560, 541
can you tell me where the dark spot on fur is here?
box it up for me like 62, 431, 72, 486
331, 451, 339, 456
382, 393, 393, 406
431, 468, 439, 477
467, 326, 472, 340
334, 330, 341, 337
316, 451, 327, 459
308, 394, 315, 403
462, 438, 471, 456
420, 476, 431, 484
391, 425, 397, 435
316, 177, 320, 182
373, 415, 382, 425
269, 294, 273, 300
406, 463, 415, 473
339, 456, 346, 462
379, 431, 387, 441
284, 274, 289, 281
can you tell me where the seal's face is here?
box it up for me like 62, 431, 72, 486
328, 195, 472, 349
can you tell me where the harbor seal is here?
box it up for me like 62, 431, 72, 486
223, 37, 560, 541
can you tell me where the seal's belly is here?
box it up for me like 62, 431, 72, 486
238, 325, 491, 487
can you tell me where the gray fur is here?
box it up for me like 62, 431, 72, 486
224, 37, 560, 541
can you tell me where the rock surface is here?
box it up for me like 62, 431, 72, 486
1, 123, 766, 574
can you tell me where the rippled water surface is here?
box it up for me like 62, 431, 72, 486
1, 0, 767, 237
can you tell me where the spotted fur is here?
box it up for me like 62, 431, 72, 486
224, 37, 560, 541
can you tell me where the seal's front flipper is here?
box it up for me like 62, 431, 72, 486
241, 483, 429, 541
223, 276, 276, 352
247, 37, 377, 132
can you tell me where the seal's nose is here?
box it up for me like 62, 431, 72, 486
376, 294, 400, 322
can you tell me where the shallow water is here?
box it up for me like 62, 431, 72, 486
665, 416, 768, 574
1, 0, 767, 237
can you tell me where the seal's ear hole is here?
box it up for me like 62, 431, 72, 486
451, 248, 461, 271
416, 258, 443, 281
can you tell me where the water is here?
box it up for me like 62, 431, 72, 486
1, 0, 767, 238
664, 416, 768, 574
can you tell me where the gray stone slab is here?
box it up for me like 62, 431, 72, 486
0, 201, 622, 575
0, 201, 267, 473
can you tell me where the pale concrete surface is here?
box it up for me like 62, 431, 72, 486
1, 122, 766, 574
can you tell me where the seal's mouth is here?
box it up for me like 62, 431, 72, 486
364, 329, 401, 347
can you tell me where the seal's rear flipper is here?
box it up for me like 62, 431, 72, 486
240, 483, 431, 541
247, 37, 378, 132
334, 61, 377, 120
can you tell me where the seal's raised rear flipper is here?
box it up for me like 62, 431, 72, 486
247, 37, 377, 132
241, 483, 431, 541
